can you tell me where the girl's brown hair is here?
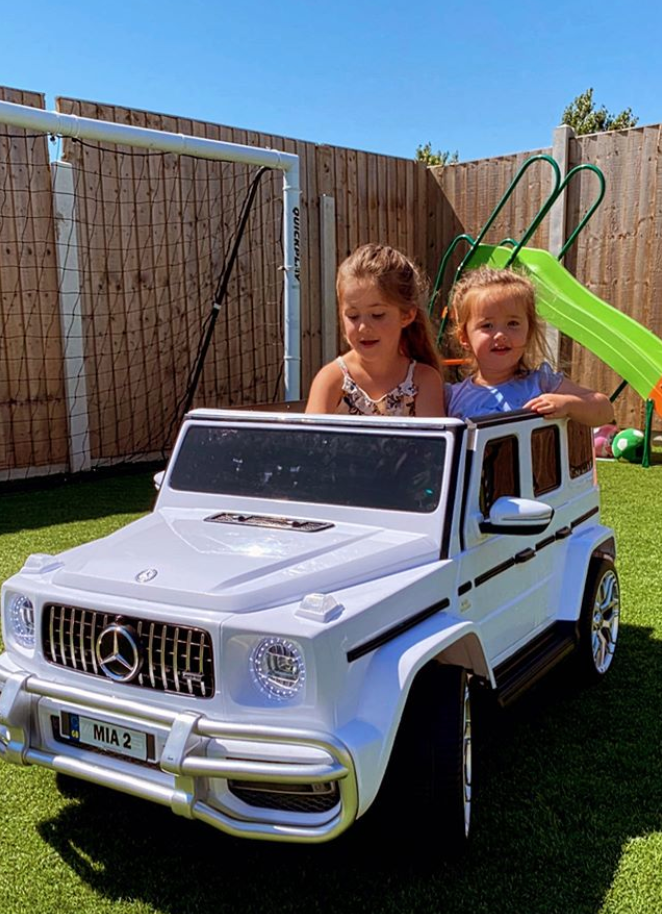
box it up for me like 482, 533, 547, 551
336, 243, 441, 371
450, 266, 551, 375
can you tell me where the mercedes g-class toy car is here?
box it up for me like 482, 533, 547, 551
0, 408, 619, 847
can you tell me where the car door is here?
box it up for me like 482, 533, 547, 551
459, 421, 552, 664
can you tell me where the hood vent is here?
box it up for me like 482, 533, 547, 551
204, 512, 334, 533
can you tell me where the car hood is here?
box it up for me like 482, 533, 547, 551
49, 508, 438, 612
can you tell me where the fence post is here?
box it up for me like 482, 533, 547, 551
320, 194, 337, 366
51, 161, 92, 473
547, 124, 575, 368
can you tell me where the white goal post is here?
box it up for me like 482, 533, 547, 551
0, 98, 302, 400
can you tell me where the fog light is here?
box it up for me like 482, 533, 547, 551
8, 593, 35, 648
251, 637, 305, 700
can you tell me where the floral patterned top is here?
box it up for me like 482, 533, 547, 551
335, 356, 418, 416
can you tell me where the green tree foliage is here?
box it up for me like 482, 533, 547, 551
561, 89, 638, 135
415, 142, 459, 166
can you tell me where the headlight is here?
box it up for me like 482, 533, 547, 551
251, 637, 305, 700
7, 593, 35, 647
7, 593, 36, 648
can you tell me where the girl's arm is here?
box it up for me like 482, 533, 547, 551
414, 364, 446, 417
524, 377, 614, 426
305, 361, 344, 413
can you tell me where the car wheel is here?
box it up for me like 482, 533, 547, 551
379, 662, 472, 853
575, 559, 620, 682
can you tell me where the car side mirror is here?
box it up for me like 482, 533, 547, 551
479, 496, 554, 536
153, 470, 165, 491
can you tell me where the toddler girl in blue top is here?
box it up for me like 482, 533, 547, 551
446, 267, 614, 425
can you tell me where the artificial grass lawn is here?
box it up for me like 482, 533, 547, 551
1, 463, 662, 914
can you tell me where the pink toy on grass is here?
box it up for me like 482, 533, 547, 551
593, 424, 618, 458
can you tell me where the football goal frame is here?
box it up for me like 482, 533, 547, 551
0, 98, 301, 475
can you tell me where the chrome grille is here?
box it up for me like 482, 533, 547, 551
228, 780, 339, 813
43, 604, 214, 698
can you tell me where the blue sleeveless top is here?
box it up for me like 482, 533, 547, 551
446, 363, 563, 419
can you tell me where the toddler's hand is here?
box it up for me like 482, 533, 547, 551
524, 394, 571, 418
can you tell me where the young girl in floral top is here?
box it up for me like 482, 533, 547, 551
306, 243, 445, 416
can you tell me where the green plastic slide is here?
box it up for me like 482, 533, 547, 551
467, 245, 662, 417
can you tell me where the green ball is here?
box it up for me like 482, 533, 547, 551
612, 428, 645, 463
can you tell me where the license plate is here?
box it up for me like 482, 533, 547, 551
62, 712, 149, 761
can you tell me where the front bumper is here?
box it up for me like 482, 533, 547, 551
0, 666, 358, 843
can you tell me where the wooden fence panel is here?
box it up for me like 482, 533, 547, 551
19, 90, 662, 471
567, 127, 662, 430
57, 100, 289, 457
54, 96, 444, 457
0, 86, 66, 475
7, 84, 662, 477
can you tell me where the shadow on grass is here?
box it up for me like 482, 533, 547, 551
37, 623, 662, 914
0, 468, 157, 535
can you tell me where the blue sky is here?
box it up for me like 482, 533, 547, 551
3, 1, 659, 163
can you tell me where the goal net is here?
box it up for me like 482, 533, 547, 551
0, 102, 300, 480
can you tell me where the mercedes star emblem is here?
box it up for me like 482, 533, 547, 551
95, 623, 142, 682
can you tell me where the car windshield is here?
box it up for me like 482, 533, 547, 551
169, 425, 447, 513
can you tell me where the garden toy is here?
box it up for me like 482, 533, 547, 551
612, 427, 645, 463
0, 407, 619, 848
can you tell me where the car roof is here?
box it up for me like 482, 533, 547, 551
185, 408, 466, 432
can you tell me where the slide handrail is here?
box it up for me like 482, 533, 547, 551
457, 154, 562, 278
556, 164, 606, 261
429, 234, 475, 344
429, 233, 475, 316
428, 155, 562, 320
431, 156, 607, 334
